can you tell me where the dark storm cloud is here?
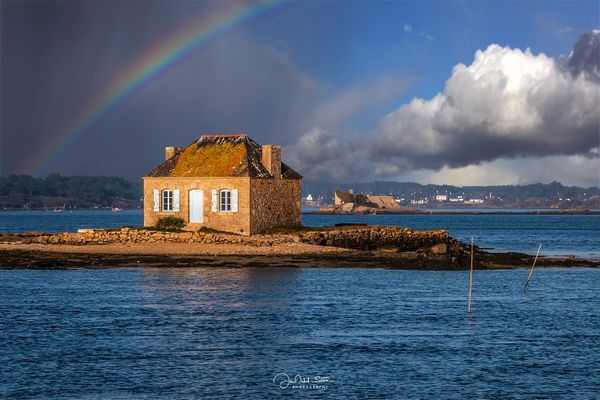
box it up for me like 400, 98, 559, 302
561, 30, 600, 81
284, 31, 600, 181
286, 128, 368, 181
0, 1, 320, 178
368, 31, 600, 176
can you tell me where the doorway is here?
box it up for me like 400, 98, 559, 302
189, 189, 203, 223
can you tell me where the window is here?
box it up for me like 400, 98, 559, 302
162, 189, 173, 211
220, 189, 231, 212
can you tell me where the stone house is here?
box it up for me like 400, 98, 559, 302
366, 195, 400, 209
143, 134, 302, 235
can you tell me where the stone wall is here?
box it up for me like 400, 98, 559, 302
298, 227, 452, 251
143, 177, 251, 235
16, 228, 292, 247
9, 226, 458, 255
249, 178, 301, 234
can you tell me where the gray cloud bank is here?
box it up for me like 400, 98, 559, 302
290, 31, 600, 183
0, 2, 321, 177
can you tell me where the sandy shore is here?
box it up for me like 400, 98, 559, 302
0, 241, 351, 257
1, 241, 598, 270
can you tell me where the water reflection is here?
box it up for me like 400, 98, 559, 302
1, 268, 598, 398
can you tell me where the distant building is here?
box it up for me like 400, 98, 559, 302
143, 134, 302, 235
306, 194, 314, 202
449, 196, 464, 203
464, 198, 484, 205
334, 191, 344, 206
367, 195, 400, 209
410, 199, 428, 205
435, 194, 448, 202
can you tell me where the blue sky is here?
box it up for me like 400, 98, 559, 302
1, 0, 598, 185
252, 1, 596, 92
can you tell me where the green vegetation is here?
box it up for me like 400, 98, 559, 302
197, 226, 232, 235
0, 174, 142, 210
334, 189, 355, 204
314, 181, 600, 209
335, 189, 378, 208
155, 216, 185, 230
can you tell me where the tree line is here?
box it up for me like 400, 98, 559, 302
0, 174, 142, 210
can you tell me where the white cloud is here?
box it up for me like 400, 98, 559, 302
398, 154, 599, 187
371, 38, 600, 174
284, 32, 600, 186
403, 24, 412, 33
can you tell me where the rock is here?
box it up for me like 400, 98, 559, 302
429, 243, 448, 254
179, 232, 193, 240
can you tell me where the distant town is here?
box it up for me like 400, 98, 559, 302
0, 174, 599, 211
301, 181, 600, 210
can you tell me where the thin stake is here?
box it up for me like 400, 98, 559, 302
467, 237, 474, 314
523, 243, 542, 292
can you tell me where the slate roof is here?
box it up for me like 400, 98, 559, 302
146, 134, 302, 179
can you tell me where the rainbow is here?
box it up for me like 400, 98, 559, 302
27, 0, 288, 176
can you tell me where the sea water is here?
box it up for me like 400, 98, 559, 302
1, 267, 598, 398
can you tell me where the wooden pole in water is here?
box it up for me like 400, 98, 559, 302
523, 243, 542, 292
467, 237, 474, 314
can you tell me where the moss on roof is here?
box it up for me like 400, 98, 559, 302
146, 134, 302, 179
171, 140, 248, 177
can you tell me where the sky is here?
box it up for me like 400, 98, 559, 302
1, 0, 599, 187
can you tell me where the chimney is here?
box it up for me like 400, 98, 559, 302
165, 146, 183, 160
262, 145, 281, 178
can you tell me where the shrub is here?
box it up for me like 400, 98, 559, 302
155, 216, 185, 230
198, 226, 229, 234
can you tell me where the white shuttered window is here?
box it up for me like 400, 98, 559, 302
153, 190, 160, 212
162, 190, 173, 211
220, 190, 231, 212
231, 189, 238, 212
211, 189, 218, 212
173, 189, 180, 212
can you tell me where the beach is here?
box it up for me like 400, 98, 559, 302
1, 233, 597, 269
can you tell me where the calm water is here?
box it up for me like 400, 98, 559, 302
1, 210, 599, 256
1, 268, 598, 398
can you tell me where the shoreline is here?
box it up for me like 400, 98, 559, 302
2, 208, 598, 215
1, 242, 597, 270
1, 226, 598, 270
304, 210, 600, 215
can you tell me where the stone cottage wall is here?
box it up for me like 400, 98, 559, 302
249, 178, 301, 234
143, 177, 251, 235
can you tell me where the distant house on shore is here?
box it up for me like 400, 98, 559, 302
366, 195, 399, 209
143, 134, 302, 235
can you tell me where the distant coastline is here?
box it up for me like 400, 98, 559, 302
305, 209, 600, 215
2, 175, 599, 211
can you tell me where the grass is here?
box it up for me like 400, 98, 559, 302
141, 226, 184, 233
198, 226, 232, 235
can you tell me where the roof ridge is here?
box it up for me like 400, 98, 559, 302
200, 133, 247, 138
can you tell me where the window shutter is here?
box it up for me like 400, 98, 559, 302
173, 189, 180, 212
211, 189, 218, 212
153, 189, 160, 212
232, 189, 238, 212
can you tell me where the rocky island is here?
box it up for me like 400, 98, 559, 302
0, 225, 596, 269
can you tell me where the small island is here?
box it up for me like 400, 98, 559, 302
1, 224, 597, 269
